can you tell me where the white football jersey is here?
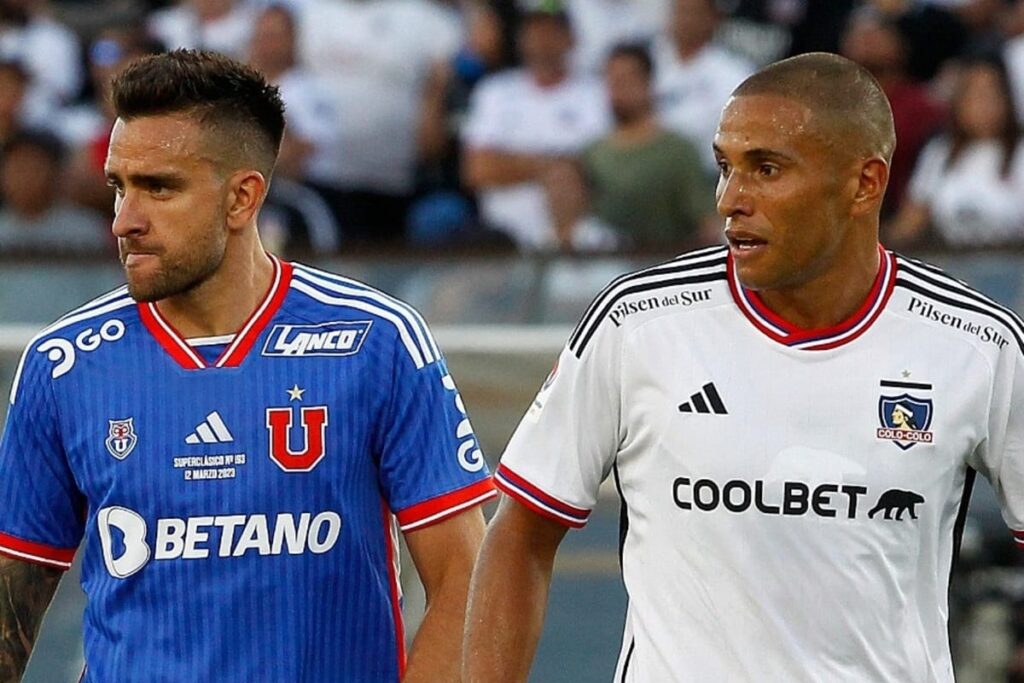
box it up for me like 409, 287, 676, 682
496, 245, 1024, 682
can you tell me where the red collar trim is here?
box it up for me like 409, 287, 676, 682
727, 245, 896, 351
138, 256, 292, 370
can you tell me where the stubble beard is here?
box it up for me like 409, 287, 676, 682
121, 232, 227, 303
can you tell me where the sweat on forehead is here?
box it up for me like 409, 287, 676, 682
731, 52, 896, 162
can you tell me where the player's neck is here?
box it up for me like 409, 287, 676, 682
155, 240, 275, 339
755, 242, 882, 331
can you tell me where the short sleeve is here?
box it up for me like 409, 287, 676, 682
377, 336, 496, 533
972, 343, 1024, 546
495, 312, 623, 528
461, 78, 506, 150
907, 137, 948, 206
0, 346, 83, 569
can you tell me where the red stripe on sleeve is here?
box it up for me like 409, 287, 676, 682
0, 531, 75, 570
395, 478, 497, 532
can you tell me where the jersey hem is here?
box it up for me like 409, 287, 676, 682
0, 531, 75, 570
395, 478, 497, 532
494, 464, 590, 528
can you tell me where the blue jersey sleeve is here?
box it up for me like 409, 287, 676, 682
377, 338, 495, 532
0, 344, 84, 569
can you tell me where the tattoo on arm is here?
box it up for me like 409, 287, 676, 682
0, 558, 61, 682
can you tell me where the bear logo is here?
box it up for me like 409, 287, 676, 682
868, 489, 924, 521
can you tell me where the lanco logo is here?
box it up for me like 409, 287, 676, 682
37, 319, 125, 379
97, 506, 342, 579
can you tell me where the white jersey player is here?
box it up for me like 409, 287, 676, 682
463, 53, 1024, 683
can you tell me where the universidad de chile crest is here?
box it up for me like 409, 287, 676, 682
105, 418, 138, 460
876, 380, 934, 450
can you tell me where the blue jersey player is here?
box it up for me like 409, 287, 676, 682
0, 50, 494, 682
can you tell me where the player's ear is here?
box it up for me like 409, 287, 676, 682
850, 157, 888, 218
225, 169, 267, 231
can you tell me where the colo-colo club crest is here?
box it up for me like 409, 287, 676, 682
876, 379, 934, 450
105, 418, 139, 460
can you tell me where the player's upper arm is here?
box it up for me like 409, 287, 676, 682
973, 338, 1024, 546
375, 318, 495, 532
0, 340, 84, 569
494, 294, 625, 530
404, 504, 487, 596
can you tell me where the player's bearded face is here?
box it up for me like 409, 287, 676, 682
105, 115, 231, 302
713, 95, 858, 292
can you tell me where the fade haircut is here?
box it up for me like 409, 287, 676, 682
732, 52, 896, 164
111, 49, 286, 178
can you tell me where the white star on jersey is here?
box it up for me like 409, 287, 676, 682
287, 385, 305, 402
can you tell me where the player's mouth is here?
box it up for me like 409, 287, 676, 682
121, 251, 160, 268
725, 230, 768, 258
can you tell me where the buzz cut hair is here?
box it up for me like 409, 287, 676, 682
731, 52, 896, 163
111, 49, 286, 178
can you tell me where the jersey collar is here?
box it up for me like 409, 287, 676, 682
138, 255, 293, 369
727, 245, 896, 351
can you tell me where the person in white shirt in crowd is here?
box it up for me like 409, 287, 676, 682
888, 55, 1024, 247
653, 0, 754, 176
461, 2, 609, 250
148, 0, 257, 59
247, 3, 340, 253
1002, 0, 1024, 122
0, 0, 81, 113
297, 0, 462, 243
563, 0, 670, 74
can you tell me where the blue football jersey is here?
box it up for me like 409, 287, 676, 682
0, 257, 495, 682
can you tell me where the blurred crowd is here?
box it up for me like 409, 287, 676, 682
3, 0, 1024, 256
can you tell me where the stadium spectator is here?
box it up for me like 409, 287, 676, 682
297, 0, 462, 243
246, 4, 340, 253
62, 28, 162, 216
461, 4, 608, 250
888, 56, 1024, 247
0, 0, 82, 111
410, 2, 509, 246
0, 130, 108, 254
716, 0, 857, 66
0, 58, 46, 146
841, 7, 946, 214
147, 0, 256, 59
653, 0, 754, 176
563, 0, 670, 74
546, 44, 718, 250
868, 0, 967, 81
1003, 0, 1024, 122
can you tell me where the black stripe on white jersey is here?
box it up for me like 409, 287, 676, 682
567, 246, 728, 352
896, 259, 1024, 356
571, 271, 727, 358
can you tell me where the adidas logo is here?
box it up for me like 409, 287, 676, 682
678, 383, 728, 415
185, 411, 234, 444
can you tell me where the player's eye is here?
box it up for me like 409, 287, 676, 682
106, 179, 124, 196
758, 163, 780, 178
716, 160, 731, 176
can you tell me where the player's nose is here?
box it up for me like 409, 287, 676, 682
110, 191, 149, 238
716, 172, 754, 218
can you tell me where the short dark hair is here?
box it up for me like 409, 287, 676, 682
607, 43, 654, 78
111, 49, 286, 177
732, 52, 896, 163
2, 128, 65, 165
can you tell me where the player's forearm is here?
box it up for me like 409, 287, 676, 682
462, 149, 555, 189
403, 576, 472, 682
462, 524, 556, 682
0, 557, 61, 681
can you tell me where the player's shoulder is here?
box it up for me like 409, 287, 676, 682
285, 261, 441, 369
891, 252, 1024, 362
566, 245, 730, 359
10, 285, 137, 403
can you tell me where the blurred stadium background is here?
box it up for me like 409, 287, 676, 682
5, 0, 1024, 679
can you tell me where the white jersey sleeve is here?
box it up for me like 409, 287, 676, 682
494, 313, 623, 528
972, 339, 1024, 544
